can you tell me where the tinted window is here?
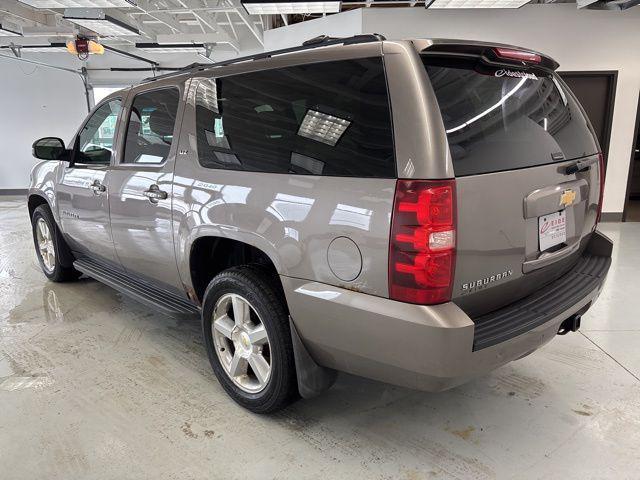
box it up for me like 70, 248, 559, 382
423, 57, 598, 176
123, 88, 180, 164
77, 99, 121, 165
194, 57, 395, 177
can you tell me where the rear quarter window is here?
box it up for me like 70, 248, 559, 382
193, 57, 395, 178
423, 56, 598, 176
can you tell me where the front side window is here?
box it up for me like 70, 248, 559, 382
194, 57, 395, 177
123, 88, 180, 164
76, 99, 121, 165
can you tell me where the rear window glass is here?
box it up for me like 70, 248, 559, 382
423, 56, 598, 176
194, 57, 395, 177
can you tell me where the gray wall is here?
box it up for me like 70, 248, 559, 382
0, 55, 89, 190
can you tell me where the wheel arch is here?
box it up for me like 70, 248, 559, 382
28, 193, 75, 269
188, 235, 285, 304
28, 193, 51, 219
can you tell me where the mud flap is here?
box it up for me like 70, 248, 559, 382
53, 220, 76, 268
289, 317, 337, 399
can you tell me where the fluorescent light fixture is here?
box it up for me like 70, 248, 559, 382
426, 0, 529, 8
297, 109, 350, 146
136, 42, 206, 53
18, 0, 137, 8
0, 24, 22, 36
64, 15, 139, 37
16, 43, 69, 53
241, 1, 341, 15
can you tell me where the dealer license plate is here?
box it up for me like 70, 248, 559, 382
538, 210, 566, 252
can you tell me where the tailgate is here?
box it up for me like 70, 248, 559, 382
421, 44, 602, 317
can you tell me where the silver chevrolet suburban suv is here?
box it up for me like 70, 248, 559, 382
28, 35, 612, 413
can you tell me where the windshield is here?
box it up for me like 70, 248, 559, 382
422, 56, 598, 176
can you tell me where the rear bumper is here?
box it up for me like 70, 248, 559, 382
282, 231, 612, 392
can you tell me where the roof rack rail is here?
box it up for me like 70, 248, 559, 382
141, 33, 386, 83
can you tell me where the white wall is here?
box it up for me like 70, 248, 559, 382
0, 54, 89, 190
265, 4, 640, 214
265, 9, 363, 51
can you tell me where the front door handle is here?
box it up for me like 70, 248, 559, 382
90, 179, 106, 195
143, 184, 168, 203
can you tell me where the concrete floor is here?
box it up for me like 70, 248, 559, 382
1, 195, 639, 480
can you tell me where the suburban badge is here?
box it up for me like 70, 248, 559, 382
461, 269, 513, 293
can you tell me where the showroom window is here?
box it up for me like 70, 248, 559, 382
122, 88, 180, 164
76, 99, 122, 165
194, 57, 395, 177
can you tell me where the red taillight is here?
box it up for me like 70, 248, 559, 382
596, 152, 606, 224
389, 180, 456, 305
494, 47, 541, 64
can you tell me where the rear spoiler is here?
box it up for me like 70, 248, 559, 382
418, 39, 559, 71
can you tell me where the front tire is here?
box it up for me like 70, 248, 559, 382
31, 205, 79, 282
202, 265, 297, 413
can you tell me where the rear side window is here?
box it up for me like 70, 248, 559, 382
423, 57, 598, 176
123, 88, 180, 164
194, 57, 395, 177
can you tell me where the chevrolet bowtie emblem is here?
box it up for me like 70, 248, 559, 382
559, 189, 577, 208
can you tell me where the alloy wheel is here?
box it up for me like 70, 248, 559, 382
36, 218, 55, 274
212, 293, 272, 393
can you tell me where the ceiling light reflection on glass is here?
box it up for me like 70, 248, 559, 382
446, 77, 527, 133
298, 110, 350, 147
242, 1, 341, 14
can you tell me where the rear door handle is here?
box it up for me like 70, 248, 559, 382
564, 157, 598, 175
90, 180, 106, 195
143, 184, 168, 203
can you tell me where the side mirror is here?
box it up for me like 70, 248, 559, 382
32, 137, 67, 161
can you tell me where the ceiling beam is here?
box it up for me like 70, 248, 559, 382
133, 0, 186, 33
0, 0, 55, 27
222, 0, 263, 45
225, 11, 238, 40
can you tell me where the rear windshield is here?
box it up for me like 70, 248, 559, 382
422, 56, 598, 176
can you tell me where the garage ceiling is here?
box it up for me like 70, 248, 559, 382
0, 0, 636, 67
0, 0, 266, 62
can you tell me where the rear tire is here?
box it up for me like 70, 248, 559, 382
202, 265, 297, 413
31, 205, 80, 282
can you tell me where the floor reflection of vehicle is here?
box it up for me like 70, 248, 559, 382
27, 35, 612, 414
43, 285, 64, 324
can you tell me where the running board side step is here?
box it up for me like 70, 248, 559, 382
73, 257, 200, 315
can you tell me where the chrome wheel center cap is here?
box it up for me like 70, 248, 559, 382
238, 331, 251, 352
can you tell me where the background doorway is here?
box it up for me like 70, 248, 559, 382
623, 96, 640, 222
559, 71, 617, 164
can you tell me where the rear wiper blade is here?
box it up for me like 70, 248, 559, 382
564, 157, 598, 175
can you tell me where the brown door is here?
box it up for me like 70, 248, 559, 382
559, 72, 616, 163
624, 100, 640, 222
